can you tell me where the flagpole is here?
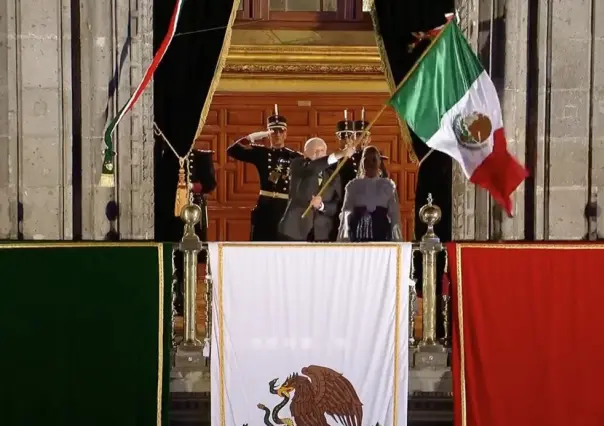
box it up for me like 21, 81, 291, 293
300, 20, 454, 219
301, 106, 386, 218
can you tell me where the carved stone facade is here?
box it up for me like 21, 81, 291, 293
0, 0, 154, 240
0, 0, 75, 239
219, 44, 389, 93
451, 0, 479, 240
452, 0, 604, 241
2, 1, 602, 241
78, 0, 155, 239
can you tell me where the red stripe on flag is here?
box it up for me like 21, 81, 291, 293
469, 128, 528, 217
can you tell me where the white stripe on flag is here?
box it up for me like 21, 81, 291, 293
427, 70, 503, 177
209, 242, 412, 426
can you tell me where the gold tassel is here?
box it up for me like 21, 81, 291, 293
174, 165, 188, 217
99, 173, 115, 188
99, 151, 116, 187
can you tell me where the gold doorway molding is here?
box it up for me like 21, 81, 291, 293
218, 45, 389, 92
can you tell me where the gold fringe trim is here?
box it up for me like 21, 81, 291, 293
98, 173, 115, 188
368, 0, 419, 164
174, 165, 188, 217
193, 0, 242, 141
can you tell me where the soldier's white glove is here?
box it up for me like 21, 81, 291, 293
247, 130, 272, 142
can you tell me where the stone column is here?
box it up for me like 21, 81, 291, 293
534, 0, 596, 239
593, 0, 604, 239
79, 0, 154, 240
499, 0, 529, 239
0, 0, 74, 239
0, 0, 154, 241
452, 0, 479, 240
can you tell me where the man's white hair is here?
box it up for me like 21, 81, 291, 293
304, 137, 326, 151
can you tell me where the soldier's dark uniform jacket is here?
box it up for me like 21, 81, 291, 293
188, 148, 216, 242
226, 113, 302, 241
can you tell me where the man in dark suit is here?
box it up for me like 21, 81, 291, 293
279, 137, 354, 241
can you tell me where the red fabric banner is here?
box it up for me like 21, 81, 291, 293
448, 243, 604, 426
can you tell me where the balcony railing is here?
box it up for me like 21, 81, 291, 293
170, 194, 451, 371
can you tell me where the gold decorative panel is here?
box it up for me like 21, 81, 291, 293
219, 44, 389, 92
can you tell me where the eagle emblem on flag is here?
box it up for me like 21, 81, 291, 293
452, 112, 493, 150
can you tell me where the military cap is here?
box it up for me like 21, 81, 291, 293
336, 109, 354, 137
267, 104, 287, 130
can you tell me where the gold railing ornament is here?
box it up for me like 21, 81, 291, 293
417, 194, 446, 356
175, 203, 204, 366
440, 249, 451, 347
204, 258, 213, 365
408, 255, 419, 347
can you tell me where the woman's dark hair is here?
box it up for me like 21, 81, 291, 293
361, 146, 381, 177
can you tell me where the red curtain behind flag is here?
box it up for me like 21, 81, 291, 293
449, 243, 604, 426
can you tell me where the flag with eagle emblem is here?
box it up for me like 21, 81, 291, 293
390, 20, 527, 216
209, 243, 412, 426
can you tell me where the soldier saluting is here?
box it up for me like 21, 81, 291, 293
227, 105, 302, 241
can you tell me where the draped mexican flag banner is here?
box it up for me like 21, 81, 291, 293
209, 243, 412, 426
449, 243, 604, 426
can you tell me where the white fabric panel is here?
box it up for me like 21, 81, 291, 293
209, 242, 412, 426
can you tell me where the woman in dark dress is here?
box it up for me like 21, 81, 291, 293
337, 146, 403, 242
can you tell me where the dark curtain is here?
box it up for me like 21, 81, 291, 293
372, 0, 454, 309
0, 244, 172, 426
154, 0, 237, 242
373, 0, 454, 243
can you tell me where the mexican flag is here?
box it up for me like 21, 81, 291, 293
390, 21, 527, 216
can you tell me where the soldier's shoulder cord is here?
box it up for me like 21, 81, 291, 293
283, 147, 303, 157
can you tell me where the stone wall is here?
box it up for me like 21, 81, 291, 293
2, 0, 602, 241
453, 0, 604, 240
0, 0, 154, 240
531, 0, 604, 240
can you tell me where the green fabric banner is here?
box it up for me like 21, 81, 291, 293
0, 242, 172, 426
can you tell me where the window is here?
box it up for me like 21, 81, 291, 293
237, 0, 372, 30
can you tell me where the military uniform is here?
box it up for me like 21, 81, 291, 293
188, 148, 216, 242
226, 111, 302, 241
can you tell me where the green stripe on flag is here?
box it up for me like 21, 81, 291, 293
389, 23, 484, 143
